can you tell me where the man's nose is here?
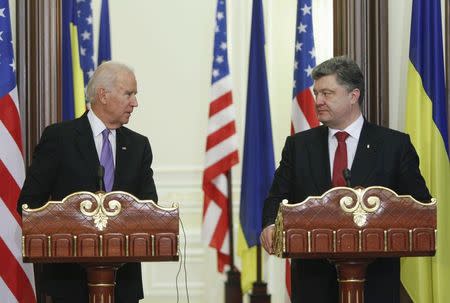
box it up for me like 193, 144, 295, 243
315, 94, 325, 105
131, 96, 138, 107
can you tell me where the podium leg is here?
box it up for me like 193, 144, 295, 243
84, 263, 123, 303
332, 259, 374, 303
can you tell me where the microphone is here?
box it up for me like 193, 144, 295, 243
343, 169, 351, 187
98, 165, 105, 192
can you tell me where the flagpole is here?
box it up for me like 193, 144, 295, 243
249, 245, 270, 303
225, 170, 243, 303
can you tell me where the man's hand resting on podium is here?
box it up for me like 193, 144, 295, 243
260, 224, 275, 255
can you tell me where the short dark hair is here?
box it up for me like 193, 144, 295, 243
311, 56, 365, 104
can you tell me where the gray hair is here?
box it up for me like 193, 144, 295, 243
86, 61, 134, 103
312, 56, 365, 104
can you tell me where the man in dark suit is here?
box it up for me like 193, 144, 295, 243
17, 61, 157, 303
260, 56, 431, 303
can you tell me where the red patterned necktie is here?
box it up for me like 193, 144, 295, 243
332, 131, 349, 187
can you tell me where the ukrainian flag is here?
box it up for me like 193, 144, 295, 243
98, 0, 112, 65
238, 0, 275, 293
402, 1, 450, 302
62, 0, 86, 120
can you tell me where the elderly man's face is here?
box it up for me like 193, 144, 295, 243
103, 71, 138, 129
313, 74, 360, 130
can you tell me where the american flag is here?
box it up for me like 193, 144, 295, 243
202, 0, 239, 272
291, 0, 319, 134
0, 0, 36, 302
76, 0, 95, 87
286, 0, 319, 301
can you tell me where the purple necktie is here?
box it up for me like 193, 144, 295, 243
100, 129, 114, 192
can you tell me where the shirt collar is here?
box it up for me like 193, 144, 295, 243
87, 110, 116, 137
328, 114, 364, 140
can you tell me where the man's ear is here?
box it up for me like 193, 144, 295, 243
98, 88, 108, 104
350, 89, 360, 105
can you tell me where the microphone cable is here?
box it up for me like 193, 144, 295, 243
176, 217, 190, 303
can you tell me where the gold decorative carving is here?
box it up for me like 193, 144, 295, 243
80, 193, 122, 231
22, 236, 25, 257
339, 188, 380, 227
151, 235, 155, 257
274, 204, 285, 257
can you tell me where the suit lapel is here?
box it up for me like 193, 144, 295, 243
307, 126, 332, 192
75, 113, 100, 178
350, 121, 378, 186
114, 127, 129, 190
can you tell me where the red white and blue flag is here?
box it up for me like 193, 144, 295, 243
202, 0, 239, 272
286, 0, 319, 301
0, 0, 36, 302
76, 0, 95, 87
291, 0, 319, 134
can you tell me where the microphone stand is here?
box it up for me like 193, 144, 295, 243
97, 165, 105, 193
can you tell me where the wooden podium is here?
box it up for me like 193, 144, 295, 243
273, 186, 436, 303
21, 191, 179, 303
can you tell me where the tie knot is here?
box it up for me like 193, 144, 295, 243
102, 128, 110, 140
335, 131, 349, 142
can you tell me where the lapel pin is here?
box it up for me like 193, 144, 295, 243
122, 146, 127, 150
367, 144, 370, 149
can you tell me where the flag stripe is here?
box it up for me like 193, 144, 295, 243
209, 91, 233, 117
211, 75, 232, 101
0, 162, 22, 225
206, 121, 237, 150
0, 198, 24, 266
0, 277, 17, 303
0, 239, 36, 303
295, 89, 318, 128
207, 105, 237, 135
203, 151, 239, 182
0, 93, 22, 150
0, 124, 25, 191
202, 199, 222, 243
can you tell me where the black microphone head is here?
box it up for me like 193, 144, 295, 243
98, 165, 105, 178
97, 165, 105, 192
343, 169, 351, 187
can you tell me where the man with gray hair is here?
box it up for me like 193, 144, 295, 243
260, 56, 431, 303
18, 61, 157, 303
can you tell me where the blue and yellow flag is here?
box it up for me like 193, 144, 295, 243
62, 0, 86, 120
98, 0, 112, 65
238, 0, 275, 293
402, 1, 450, 302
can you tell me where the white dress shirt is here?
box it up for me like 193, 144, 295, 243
328, 114, 364, 177
87, 110, 117, 166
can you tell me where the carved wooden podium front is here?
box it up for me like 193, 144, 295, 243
21, 191, 179, 303
274, 186, 436, 303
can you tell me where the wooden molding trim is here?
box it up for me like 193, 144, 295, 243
333, 0, 389, 127
16, 0, 62, 166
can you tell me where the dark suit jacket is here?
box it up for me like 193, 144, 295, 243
263, 120, 431, 303
18, 112, 158, 301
